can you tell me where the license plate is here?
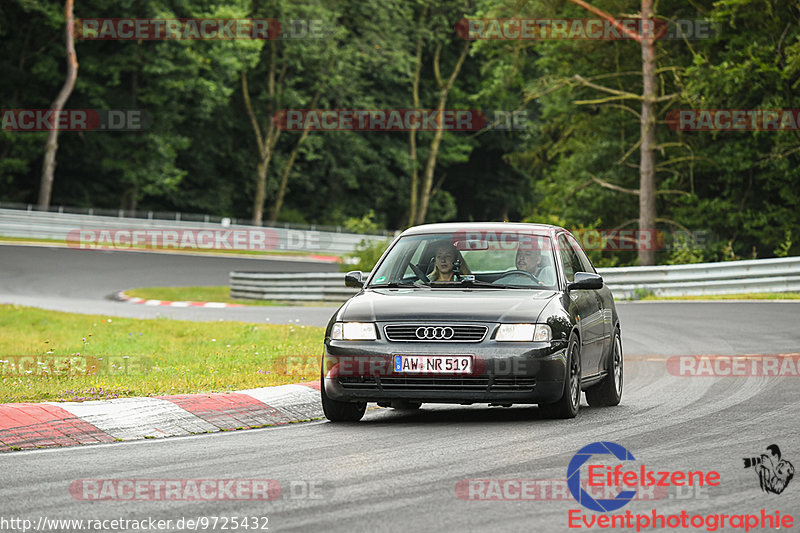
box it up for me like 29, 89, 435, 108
394, 355, 472, 374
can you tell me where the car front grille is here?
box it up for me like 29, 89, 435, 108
337, 376, 535, 393
383, 324, 488, 342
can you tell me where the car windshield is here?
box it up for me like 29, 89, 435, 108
367, 231, 558, 290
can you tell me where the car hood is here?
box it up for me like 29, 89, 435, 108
336, 288, 559, 323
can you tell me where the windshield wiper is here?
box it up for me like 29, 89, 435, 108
430, 278, 505, 289
370, 281, 429, 289
459, 279, 506, 288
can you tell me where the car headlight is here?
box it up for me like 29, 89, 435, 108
331, 322, 378, 341
495, 324, 551, 342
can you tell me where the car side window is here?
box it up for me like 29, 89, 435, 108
567, 234, 596, 274
557, 234, 583, 283
402, 241, 427, 278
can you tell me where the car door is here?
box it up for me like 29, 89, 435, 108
566, 234, 612, 363
557, 233, 603, 375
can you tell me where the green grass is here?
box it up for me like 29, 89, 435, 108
0, 304, 325, 403
124, 286, 332, 307
126, 286, 274, 305
0, 236, 64, 245
640, 292, 800, 301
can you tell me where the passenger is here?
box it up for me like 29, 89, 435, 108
428, 242, 471, 282
515, 247, 556, 286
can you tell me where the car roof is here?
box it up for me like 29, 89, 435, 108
398, 222, 566, 237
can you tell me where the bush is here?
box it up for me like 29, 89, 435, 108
341, 238, 392, 272
340, 210, 392, 272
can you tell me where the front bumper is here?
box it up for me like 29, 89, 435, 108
323, 336, 568, 404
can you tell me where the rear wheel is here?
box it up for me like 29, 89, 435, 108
539, 333, 581, 419
586, 328, 623, 407
321, 374, 366, 422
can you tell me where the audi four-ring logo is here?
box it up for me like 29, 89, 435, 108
415, 326, 454, 340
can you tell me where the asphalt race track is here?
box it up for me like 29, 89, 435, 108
1, 245, 799, 532
0, 244, 340, 325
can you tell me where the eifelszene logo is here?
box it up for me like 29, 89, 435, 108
743, 444, 795, 495
567, 441, 721, 512
568, 442, 637, 512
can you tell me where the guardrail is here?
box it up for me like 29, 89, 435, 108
598, 256, 800, 298
230, 272, 363, 301
0, 207, 391, 255
0, 202, 395, 236
229, 256, 800, 302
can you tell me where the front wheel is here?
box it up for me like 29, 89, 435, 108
539, 333, 581, 419
585, 328, 623, 407
321, 375, 366, 422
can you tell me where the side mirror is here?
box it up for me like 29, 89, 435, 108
567, 272, 603, 291
344, 270, 364, 288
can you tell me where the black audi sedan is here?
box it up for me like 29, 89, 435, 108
321, 223, 622, 421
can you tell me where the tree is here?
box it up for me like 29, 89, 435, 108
564, 0, 669, 265
37, 0, 77, 210
407, 0, 474, 226
413, 40, 471, 225
241, 0, 345, 225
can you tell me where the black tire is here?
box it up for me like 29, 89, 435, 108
321, 376, 366, 422
539, 333, 581, 419
586, 327, 623, 407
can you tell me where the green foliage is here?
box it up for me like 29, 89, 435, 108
633, 288, 655, 301
773, 229, 792, 258
340, 210, 392, 271
343, 210, 381, 234
1, 0, 798, 266
666, 233, 706, 265
341, 238, 393, 273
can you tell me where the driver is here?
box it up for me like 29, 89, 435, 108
428, 242, 471, 282
515, 248, 556, 286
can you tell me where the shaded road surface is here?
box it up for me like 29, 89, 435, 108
2, 355, 798, 532
1, 245, 799, 531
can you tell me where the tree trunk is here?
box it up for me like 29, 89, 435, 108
407, 8, 426, 227
242, 65, 281, 226
252, 130, 279, 225
38, 0, 77, 210
415, 99, 447, 225
244, 41, 284, 226
267, 57, 334, 225
567, 0, 659, 265
121, 186, 138, 214
267, 136, 303, 225
413, 41, 469, 226
638, 0, 657, 265
253, 157, 270, 224
408, 128, 420, 226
